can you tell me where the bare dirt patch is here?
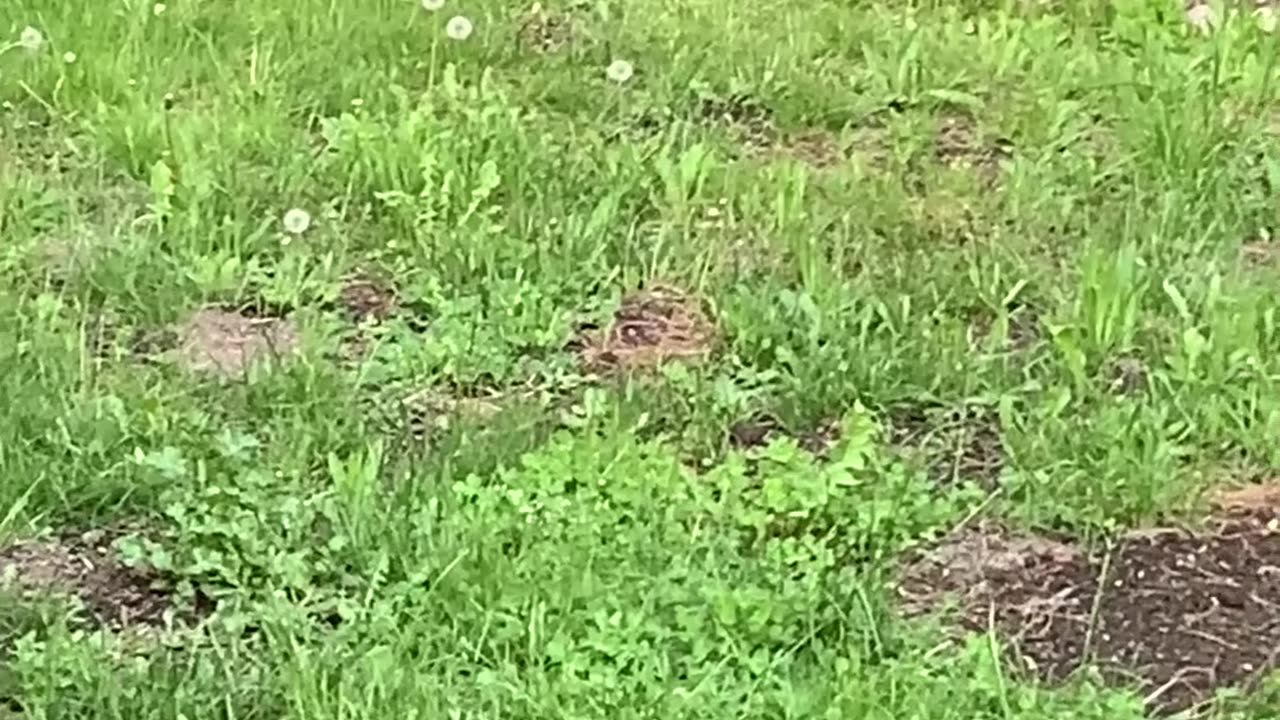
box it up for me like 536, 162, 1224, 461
338, 273, 398, 324
1211, 481, 1280, 516
897, 502, 1280, 715
696, 93, 845, 169
897, 526, 1082, 619
933, 113, 1012, 182
0, 530, 183, 629
886, 402, 1004, 488
573, 285, 717, 372
174, 305, 299, 378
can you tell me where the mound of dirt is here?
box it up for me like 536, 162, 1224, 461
175, 306, 299, 377
574, 285, 717, 372
897, 495, 1280, 715
0, 532, 179, 628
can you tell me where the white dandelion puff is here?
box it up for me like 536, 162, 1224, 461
421, 0, 445, 10
19, 26, 45, 52
63, 51, 77, 64
445, 15, 473, 41
1257, 5, 1278, 33
606, 59, 634, 84
1185, 2, 1214, 34
153, 3, 167, 16
282, 208, 312, 235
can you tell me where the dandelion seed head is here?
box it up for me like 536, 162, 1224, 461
446, 15, 473, 41
283, 208, 312, 235
19, 26, 44, 52
1258, 6, 1278, 33
63, 51, 77, 64
421, 0, 445, 10
606, 59, 634, 84
153, 3, 167, 16
1185, 3, 1214, 33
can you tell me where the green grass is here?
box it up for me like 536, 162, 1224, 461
3, 0, 1280, 717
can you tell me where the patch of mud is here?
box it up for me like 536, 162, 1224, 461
887, 402, 1004, 488
0, 530, 185, 629
728, 412, 841, 458
897, 504, 1280, 715
573, 284, 717, 372
174, 305, 299, 378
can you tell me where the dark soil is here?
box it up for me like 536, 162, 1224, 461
0, 529, 187, 629
898, 499, 1280, 715
573, 284, 716, 372
886, 401, 1004, 488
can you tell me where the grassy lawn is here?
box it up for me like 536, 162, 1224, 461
4, 0, 1280, 717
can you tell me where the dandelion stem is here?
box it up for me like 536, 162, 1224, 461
428, 35, 438, 89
